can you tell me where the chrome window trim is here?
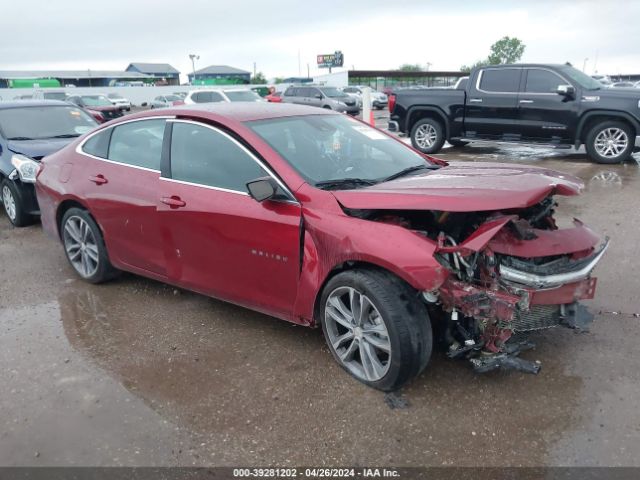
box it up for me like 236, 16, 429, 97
75, 116, 174, 173
475, 67, 523, 95
522, 67, 572, 96
159, 176, 248, 196
167, 119, 298, 202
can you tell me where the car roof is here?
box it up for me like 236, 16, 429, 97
0, 100, 71, 109
132, 102, 337, 122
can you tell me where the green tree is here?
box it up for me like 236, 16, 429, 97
460, 59, 490, 73
398, 63, 423, 72
487, 36, 526, 65
273, 77, 285, 84
251, 72, 267, 84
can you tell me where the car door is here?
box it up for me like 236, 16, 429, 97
464, 67, 522, 140
158, 119, 302, 318
517, 68, 578, 143
77, 118, 168, 277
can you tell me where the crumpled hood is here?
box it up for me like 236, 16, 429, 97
332, 162, 583, 212
7, 138, 74, 160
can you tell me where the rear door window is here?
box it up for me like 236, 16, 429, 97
82, 130, 111, 158
170, 122, 267, 192
107, 119, 166, 170
478, 69, 521, 93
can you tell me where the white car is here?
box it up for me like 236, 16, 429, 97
106, 93, 132, 111
183, 88, 265, 104
341, 86, 388, 110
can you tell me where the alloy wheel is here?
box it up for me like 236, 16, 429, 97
414, 123, 438, 148
594, 128, 628, 159
325, 286, 391, 382
2, 185, 16, 221
63, 216, 100, 278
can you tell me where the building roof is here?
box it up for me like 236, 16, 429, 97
193, 65, 251, 75
127, 63, 180, 75
0, 70, 153, 80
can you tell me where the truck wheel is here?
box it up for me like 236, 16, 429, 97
411, 118, 445, 154
319, 269, 432, 391
585, 121, 634, 164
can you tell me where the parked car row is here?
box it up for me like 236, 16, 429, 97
1, 100, 608, 391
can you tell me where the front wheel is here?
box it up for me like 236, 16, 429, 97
61, 208, 119, 284
1, 179, 34, 227
585, 121, 634, 164
410, 118, 445, 154
319, 269, 432, 391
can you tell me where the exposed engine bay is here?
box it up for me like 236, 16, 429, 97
343, 195, 608, 374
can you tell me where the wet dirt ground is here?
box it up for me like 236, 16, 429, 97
1, 138, 639, 467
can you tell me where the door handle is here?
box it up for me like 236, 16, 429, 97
161, 196, 186, 208
469, 98, 483, 103
519, 99, 534, 104
89, 174, 108, 185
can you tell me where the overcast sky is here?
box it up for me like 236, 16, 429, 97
1, 0, 639, 81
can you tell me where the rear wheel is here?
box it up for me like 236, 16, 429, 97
411, 118, 445, 154
61, 208, 119, 284
319, 269, 432, 391
1, 179, 33, 227
585, 121, 634, 164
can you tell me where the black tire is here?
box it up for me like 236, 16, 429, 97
410, 118, 446, 154
322, 105, 332, 110
1, 179, 34, 227
448, 139, 469, 148
60, 207, 119, 284
319, 268, 432, 391
585, 120, 634, 164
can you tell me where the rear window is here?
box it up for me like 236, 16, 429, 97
107, 119, 165, 170
224, 90, 262, 102
478, 69, 521, 93
284, 87, 297, 96
193, 91, 224, 103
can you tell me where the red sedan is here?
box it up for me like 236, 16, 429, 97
36, 103, 608, 390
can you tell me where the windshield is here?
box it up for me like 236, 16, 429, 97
559, 66, 603, 90
246, 114, 431, 187
165, 95, 181, 101
319, 87, 349, 98
43, 92, 67, 100
0, 106, 97, 140
81, 95, 113, 107
224, 90, 263, 102
108, 93, 123, 99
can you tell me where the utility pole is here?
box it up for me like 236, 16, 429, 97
253, 62, 256, 78
307, 63, 310, 79
189, 54, 199, 85
298, 50, 301, 76
425, 62, 432, 72
582, 57, 589, 72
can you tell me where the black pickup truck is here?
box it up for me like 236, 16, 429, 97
388, 64, 640, 163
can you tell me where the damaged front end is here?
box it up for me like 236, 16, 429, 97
346, 195, 609, 375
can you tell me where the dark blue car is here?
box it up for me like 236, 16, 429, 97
0, 100, 98, 226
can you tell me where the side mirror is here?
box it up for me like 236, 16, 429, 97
315, 93, 323, 99
246, 177, 277, 202
557, 85, 575, 97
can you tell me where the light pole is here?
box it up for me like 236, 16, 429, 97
583, 57, 589, 72
189, 54, 199, 85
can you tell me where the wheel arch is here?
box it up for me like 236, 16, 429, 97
56, 197, 97, 239
575, 110, 640, 148
311, 260, 423, 328
406, 106, 449, 140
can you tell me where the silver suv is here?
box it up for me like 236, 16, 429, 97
282, 86, 360, 115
